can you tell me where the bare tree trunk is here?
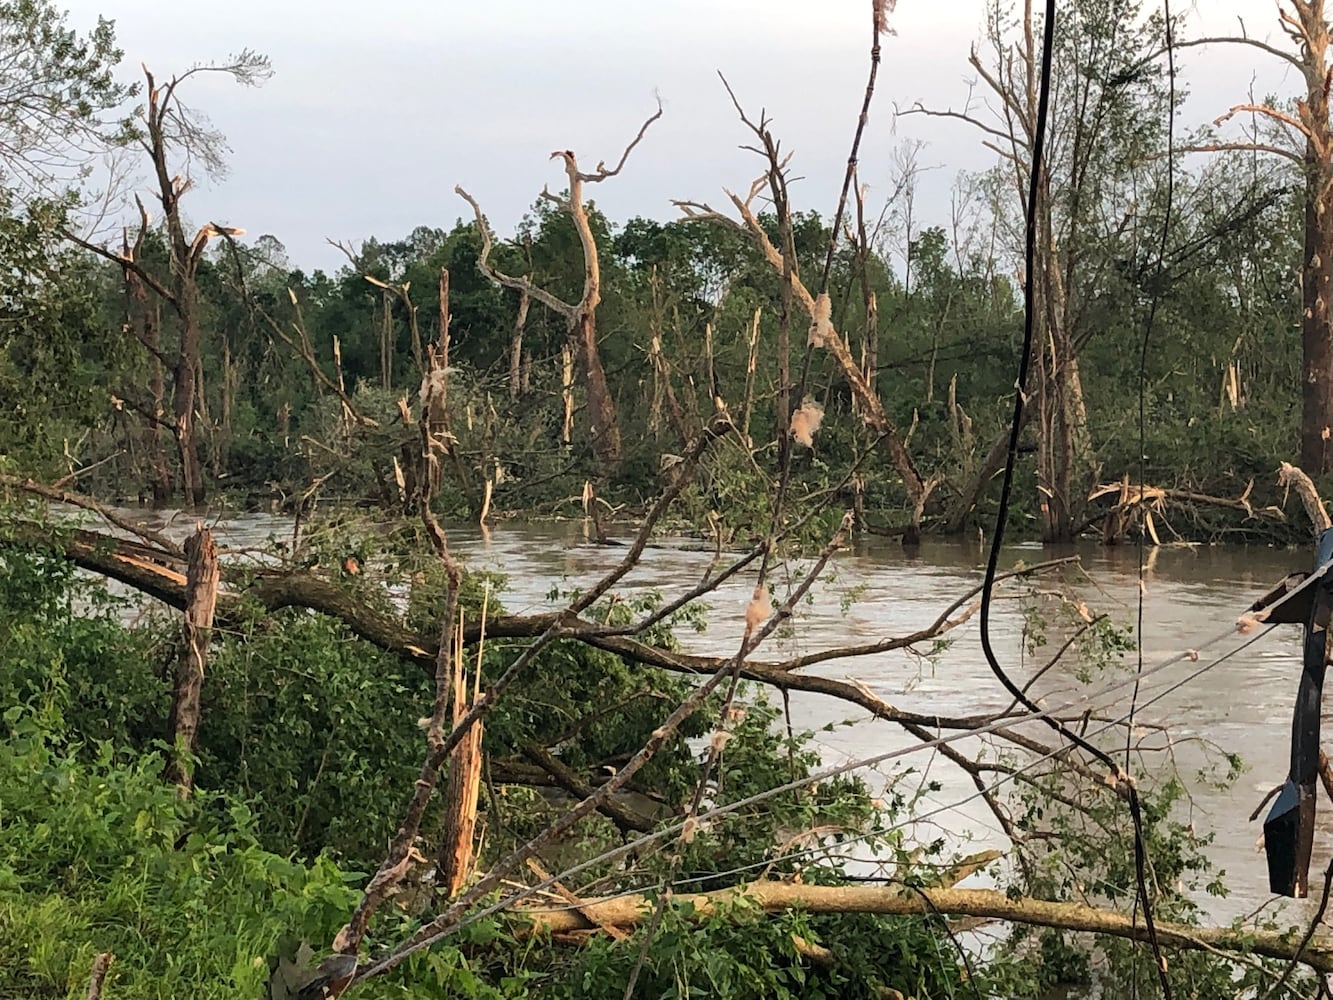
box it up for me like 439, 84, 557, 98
172, 319, 206, 509
65, 60, 268, 509
214, 335, 237, 479
574, 311, 622, 465
165, 525, 219, 794
648, 331, 689, 447
560, 345, 574, 448
509, 289, 529, 400
945, 405, 1036, 535
380, 288, 393, 390
740, 307, 762, 444
1303, 64, 1333, 474
512, 881, 1333, 976
775, 186, 794, 472
147, 69, 208, 509
124, 254, 172, 506
437, 617, 484, 898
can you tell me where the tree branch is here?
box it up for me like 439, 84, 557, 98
4, 519, 1079, 742
1214, 101, 1312, 141
512, 881, 1333, 975
64, 228, 179, 306
1171, 141, 1302, 165
577, 100, 663, 182
1137, 35, 1303, 73
454, 185, 577, 320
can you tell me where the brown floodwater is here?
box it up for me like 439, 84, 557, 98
113, 510, 1327, 928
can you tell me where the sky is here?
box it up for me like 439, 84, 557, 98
55, 0, 1299, 273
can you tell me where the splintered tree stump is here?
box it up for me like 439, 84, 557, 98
165, 525, 220, 793
437, 615, 485, 899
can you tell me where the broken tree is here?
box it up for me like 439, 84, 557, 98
455, 104, 662, 472
65, 53, 271, 507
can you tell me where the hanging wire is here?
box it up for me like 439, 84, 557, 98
975, 0, 1173, 994
1128, 1, 1177, 995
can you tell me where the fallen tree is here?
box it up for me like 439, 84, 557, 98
1, 513, 1078, 737
513, 880, 1333, 975
3, 460, 1300, 995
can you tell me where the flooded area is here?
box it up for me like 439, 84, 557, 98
96, 509, 1324, 927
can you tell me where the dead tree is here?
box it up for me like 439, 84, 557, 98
455, 104, 661, 472
119, 203, 172, 506
66, 53, 271, 508
508, 289, 530, 401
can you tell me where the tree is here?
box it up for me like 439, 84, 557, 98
1171, 2, 1333, 475
456, 105, 662, 472
0, 2, 133, 478
68, 52, 271, 507
909, 0, 1174, 539
0, 0, 133, 199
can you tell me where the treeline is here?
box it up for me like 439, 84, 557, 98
0, 0, 1318, 542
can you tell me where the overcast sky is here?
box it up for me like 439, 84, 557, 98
57, 0, 1298, 273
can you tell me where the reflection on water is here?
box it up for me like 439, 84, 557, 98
93, 509, 1322, 925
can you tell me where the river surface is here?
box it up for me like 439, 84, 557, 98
107, 510, 1325, 928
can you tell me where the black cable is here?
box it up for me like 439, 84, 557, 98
975, 2, 1173, 997
1127, 3, 1176, 997
1130, 1, 1177, 763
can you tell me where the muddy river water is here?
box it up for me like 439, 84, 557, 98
118, 510, 1329, 927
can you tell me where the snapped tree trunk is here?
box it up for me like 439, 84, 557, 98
456, 107, 661, 474
437, 619, 484, 898
509, 289, 529, 400
1302, 134, 1333, 475
675, 191, 932, 537
165, 525, 219, 793
124, 257, 172, 506
171, 304, 206, 509
63, 58, 268, 508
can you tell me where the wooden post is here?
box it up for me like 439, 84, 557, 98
165, 525, 220, 794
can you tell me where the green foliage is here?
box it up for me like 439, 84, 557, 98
0, 0, 135, 194
542, 896, 969, 1000
1, 517, 1319, 997
0, 536, 166, 746
0, 707, 359, 1000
